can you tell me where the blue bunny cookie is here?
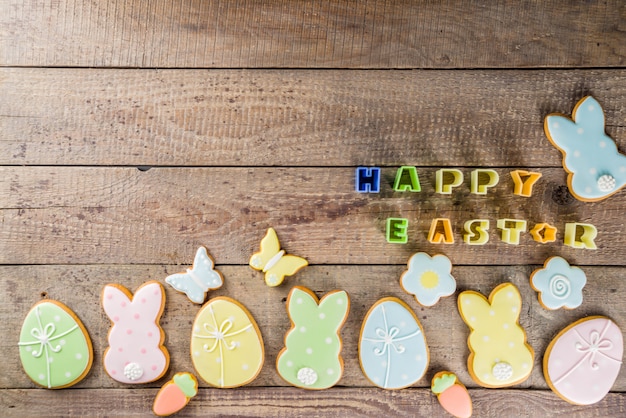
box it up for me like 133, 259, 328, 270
544, 96, 626, 201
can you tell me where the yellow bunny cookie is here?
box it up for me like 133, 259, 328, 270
458, 283, 534, 388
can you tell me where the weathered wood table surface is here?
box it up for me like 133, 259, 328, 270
2, 1, 626, 416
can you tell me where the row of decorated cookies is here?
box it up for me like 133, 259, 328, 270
17, 227, 623, 417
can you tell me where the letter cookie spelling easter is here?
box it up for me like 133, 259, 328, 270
191, 297, 264, 388
458, 283, 534, 388
277, 286, 350, 389
18, 299, 93, 389
544, 96, 626, 201
102, 281, 169, 383
249, 228, 308, 287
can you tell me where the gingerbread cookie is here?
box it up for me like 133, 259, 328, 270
18, 299, 93, 389
544, 96, 626, 201
102, 281, 169, 383
249, 227, 308, 287
359, 297, 428, 389
276, 286, 350, 389
191, 297, 264, 388
457, 283, 534, 388
544, 316, 623, 405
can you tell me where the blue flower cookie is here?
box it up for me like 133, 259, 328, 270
530, 256, 586, 310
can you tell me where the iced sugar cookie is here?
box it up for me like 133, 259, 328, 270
165, 246, 223, 304
400, 252, 456, 307
249, 228, 308, 287
544, 316, 623, 405
530, 256, 586, 310
431, 372, 472, 418
458, 283, 534, 388
359, 297, 428, 389
276, 286, 350, 389
191, 297, 264, 388
18, 299, 93, 389
544, 96, 626, 201
153, 372, 198, 416
102, 281, 169, 383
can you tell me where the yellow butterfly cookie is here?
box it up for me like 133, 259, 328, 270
458, 283, 534, 388
249, 228, 308, 287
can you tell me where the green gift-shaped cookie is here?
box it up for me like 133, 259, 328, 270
276, 286, 349, 389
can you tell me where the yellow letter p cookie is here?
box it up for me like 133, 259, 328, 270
458, 283, 534, 388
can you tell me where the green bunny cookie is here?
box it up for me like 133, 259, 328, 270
276, 286, 350, 389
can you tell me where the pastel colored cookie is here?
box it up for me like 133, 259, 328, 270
400, 252, 456, 307
544, 316, 623, 405
530, 256, 586, 310
191, 297, 264, 388
276, 286, 350, 389
102, 281, 169, 383
544, 96, 626, 201
457, 283, 534, 388
165, 246, 223, 304
249, 227, 308, 287
18, 299, 93, 389
153, 372, 198, 416
359, 297, 429, 389
431, 371, 472, 418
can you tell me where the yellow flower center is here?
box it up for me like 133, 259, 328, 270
420, 271, 439, 289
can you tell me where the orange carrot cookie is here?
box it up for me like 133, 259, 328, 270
457, 283, 534, 388
431, 371, 472, 418
153, 372, 198, 416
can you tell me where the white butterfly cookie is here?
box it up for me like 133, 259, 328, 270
249, 228, 308, 287
165, 247, 223, 304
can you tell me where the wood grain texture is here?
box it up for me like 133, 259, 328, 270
3, 265, 625, 391
2, 68, 626, 166
1, 167, 624, 265
2, 388, 625, 417
1, 0, 625, 69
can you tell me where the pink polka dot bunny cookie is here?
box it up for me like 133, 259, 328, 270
102, 281, 169, 384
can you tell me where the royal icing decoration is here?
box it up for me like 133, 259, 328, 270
165, 246, 223, 304
431, 371, 472, 418
102, 281, 169, 384
276, 286, 350, 389
457, 283, 534, 388
544, 96, 626, 201
249, 227, 308, 287
191, 297, 264, 388
530, 257, 586, 310
400, 252, 456, 307
18, 300, 93, 389
153, 372, 198, 416
359, 297, 428, 389
544, 316, 623, 405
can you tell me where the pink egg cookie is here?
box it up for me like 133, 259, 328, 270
102, 281, 169, 384
544, 316, 623, 405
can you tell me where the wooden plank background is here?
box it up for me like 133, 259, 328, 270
1, 1, 625, 417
